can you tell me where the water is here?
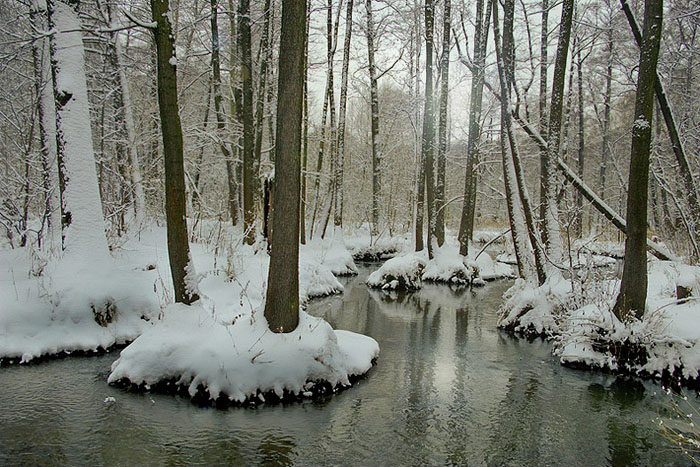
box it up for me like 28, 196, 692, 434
0, 265, 694, 466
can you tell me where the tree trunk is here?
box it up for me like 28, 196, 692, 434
613, 0, 663, 321
335, 0, 353, 227
538, 0, 548, 228
599, 27, 612, 202
620, 0, 700, 252
238, 0, 256, 244
210, 0, 238, 227
366, 0, 381, 235
434, 0, 450, 247
458, 0, 491, 256
47, 0, 109, 258
541, 0, 573, 260
421, 0, 435, 259
575, 44, 585, 237
495, 0, 545, 284
264, 0, 306, 333
30, 0, 60, 250
414, 0, 424, 252
300, 0, 310, 244
253, 0, 272, 183
151, 0, 198, 304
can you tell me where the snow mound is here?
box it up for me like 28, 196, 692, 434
302, 228, 358, 276
422, 247, 477, 286
108, 305, 379, 404
366, 253, 426, 290
0, 249, 158, 363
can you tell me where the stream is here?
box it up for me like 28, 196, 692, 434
0, 264, 694, 466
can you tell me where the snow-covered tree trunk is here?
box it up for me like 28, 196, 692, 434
421, 0, 435, 259
613, 0, 663, 321
494, 0, 544, 283
541, 0, 573, 262
366, 0, 381, 236
30, 0, 60, 251
434, 0, 450, 247
538, 0, 548, 226
334, 0, 353, 228
47, 0, 108, 260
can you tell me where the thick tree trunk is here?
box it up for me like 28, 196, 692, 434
620, 0, 700, 250
413, 0, 424, 252
151, 0, 198, 304
264, 0, 306, 333
335, 0, 353, 227
434, 0, 450, 247
366, 0, 381, 235
613, 0, 663, 321
47, 0, 108, 259
238, 0, 256, 244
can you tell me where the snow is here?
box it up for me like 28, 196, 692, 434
108, 306, 378, 403
302, 227, 358, 276
498, 255, 700, 383
367, 253, 426, 290
49, 1, 109, 261
367, 239, 514, 291
2, 222, 377, 404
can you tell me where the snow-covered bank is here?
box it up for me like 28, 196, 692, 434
366, 242, 514, 291
0, 223, 356, 364
0, 248, 159, 364
108, 306, 378, 405
498, 260, 700, 385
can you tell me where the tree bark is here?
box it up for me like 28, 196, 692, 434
541, 0, 573, 259
434, 0, 450, 247
238, 0, 256, 244
421, 0, 436, 258
457, 0, 491, 256
210, 0, 238, 227
151, 0, 198, 303
613, 0, 663, 321
334, 0, 353, 227
264, 0, 306, 333
366, 0, 381, 235
620, 0, 700, 249
30, 0, 60, 250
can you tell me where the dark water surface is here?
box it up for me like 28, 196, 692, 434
0, 265, 694, 466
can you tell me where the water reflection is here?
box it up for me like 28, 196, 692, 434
0, 265, 695, 466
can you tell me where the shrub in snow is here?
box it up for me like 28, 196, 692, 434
366, 254, 426, 290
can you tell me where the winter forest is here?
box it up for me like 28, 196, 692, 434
2, 0, 700, 463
